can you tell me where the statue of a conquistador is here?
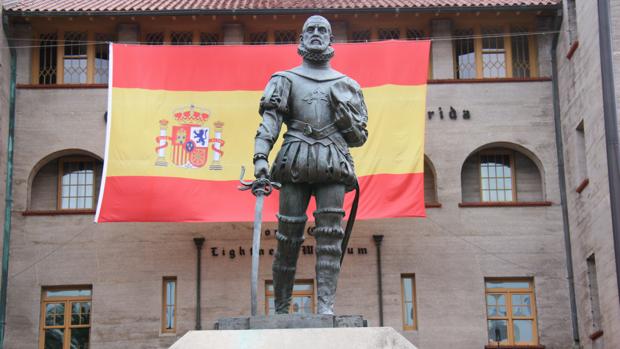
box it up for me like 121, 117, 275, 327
253, 15, 368, 315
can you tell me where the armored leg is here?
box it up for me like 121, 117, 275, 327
314, 184, 346, 315
272, 183, 311, 314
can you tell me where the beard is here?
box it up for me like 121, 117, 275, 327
297, 44, 335, 63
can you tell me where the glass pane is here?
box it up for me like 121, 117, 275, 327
70, 327, 89, 349
512, 294, 532, 316
166, 281, 175, 305
77, 198, 85, 208
266, 284, 274, 292
486, 281, 530, 289
61, 198, 69, 209
71, 302, 91, 325
267, 297, 275, 315
403, 277, 413, 302
405, 302, 415, 326
47, 289, 92, 298
84, 199, 93, 209
165, 305, 174, 329
488, 320, 508, 343
44, 329, 64, 349
481, 178, 489, 190
513, 320, 534, 343
45, 303, 65, 326
293, 283, 313, 292
291, 296, 312, 314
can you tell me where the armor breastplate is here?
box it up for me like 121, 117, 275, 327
285, 73, 345, 130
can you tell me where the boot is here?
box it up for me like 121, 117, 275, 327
313, 207, 345, 315
272, 213, 307, 314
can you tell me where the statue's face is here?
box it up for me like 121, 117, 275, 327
300, 17, 332, 53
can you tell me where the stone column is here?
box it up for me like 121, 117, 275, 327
430, 19, 454, 80
117, 23, 139, 44
13, 23, 32, 84
223, 24, 244, 44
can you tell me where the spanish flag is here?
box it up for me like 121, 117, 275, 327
95, 41, 429, 223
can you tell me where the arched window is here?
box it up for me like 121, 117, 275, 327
461, 146, 543, 203
30, 152, 103, 211
424, 156, 439, 205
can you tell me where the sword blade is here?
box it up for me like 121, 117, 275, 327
250, 193, 264, 316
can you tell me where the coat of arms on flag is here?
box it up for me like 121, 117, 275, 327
154, 105, 225, 170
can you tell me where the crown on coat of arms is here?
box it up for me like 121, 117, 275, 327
173, 105, 210, 125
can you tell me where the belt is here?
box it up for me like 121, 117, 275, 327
287, 119, 338, 139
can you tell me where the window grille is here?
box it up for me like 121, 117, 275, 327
58, 159, 96, 210
145, 32, 164, 45
454, 28, 476, 79
378, 28, 400, 40
511, 26, 531, 78
274, 30, 297, 44
406, 28, 425, 40
481, 27, 507, 78
63, 32, 88, 84
200, 32, 219, 45
94, 33, 112, 84
38, 33, 58, 84
480, 153, 514, 202
248, 32, 268, 45
171, 31, 193, 45
351, 30, 371, 42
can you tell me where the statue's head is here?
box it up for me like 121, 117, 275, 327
298, 15, 335, 63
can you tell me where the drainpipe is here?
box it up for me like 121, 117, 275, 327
597, 0, 620, 305
193, 237, 205, 330
0, 13, 17, 349
372, 235, 384, 326
550, 11, 581, 347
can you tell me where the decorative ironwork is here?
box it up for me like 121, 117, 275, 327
38, 33, 58, 84
144, 32, 164, 45
454, 28, 476, 79
351, 30, 371, 42
248, 32, 268, 45
274, 30, 297, 44
511, 26, 531, 78
378, 28, 400, 40
200, 32, 219, 45
63, 32, 88, 84
171, 31, 193, 45
406, 28, 425, 40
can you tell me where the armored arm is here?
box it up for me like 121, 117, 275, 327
330, 78, 369, 148
253, 75, 291, 178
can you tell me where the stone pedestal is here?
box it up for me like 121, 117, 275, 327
170, 327, 417, 349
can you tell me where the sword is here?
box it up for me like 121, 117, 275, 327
239, 166, 280, 316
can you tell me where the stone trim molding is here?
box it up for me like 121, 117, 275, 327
459, 201, 552, 208
22, 209, 95, 216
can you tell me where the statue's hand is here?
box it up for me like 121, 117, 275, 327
333, 103, 353, 130
254, 159, 269, 179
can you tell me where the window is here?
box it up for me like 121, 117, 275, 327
406, 28, 425, 40
575, 120, 588, 185
162, 277, 177, 333
586, 255, 602, 333
378, 28, 400, 40
39, 287, 92, 349
453, 25, 537, 79
480, 152, 515, 202
485, 279, 538, 346
58, 158, 97, 210
200, 32, 219, 45
248, 32, 268, 45
567, 0, 578, 44
274, 30, 297, 45
170, 31, 193, 45
144, 32, 164, 45
34, 31, 113, 85
351, 30, 371, 43
401, 275, 417, 330
424, 156, 438, 204
265, 280, 314, 314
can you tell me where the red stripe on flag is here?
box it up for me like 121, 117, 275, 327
112, 41, 430, 91
96, 173, 425, 223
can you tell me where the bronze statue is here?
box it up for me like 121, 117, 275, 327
253, 15, 368, 315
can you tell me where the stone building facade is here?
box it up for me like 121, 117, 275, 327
0, 0, 616, 348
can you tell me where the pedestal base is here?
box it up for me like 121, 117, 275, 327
170, 327, 417, 349
215, 314, 366, 330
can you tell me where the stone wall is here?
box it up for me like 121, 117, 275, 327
556, 0, 620, 348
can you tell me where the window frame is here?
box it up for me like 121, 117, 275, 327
162, 276, 178, 334
56, 157, 98, 211
485, 278, 539, 346
32, 30, 114, 85
478, 150, 517, 203
400, 274, 418, 331
453, 23, 538, 79
265, 279, 315, 315
39, 286, 92, 349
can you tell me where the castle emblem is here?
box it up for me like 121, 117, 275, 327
154, 105, 225, 170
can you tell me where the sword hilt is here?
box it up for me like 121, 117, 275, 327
238, 166, 281, 196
